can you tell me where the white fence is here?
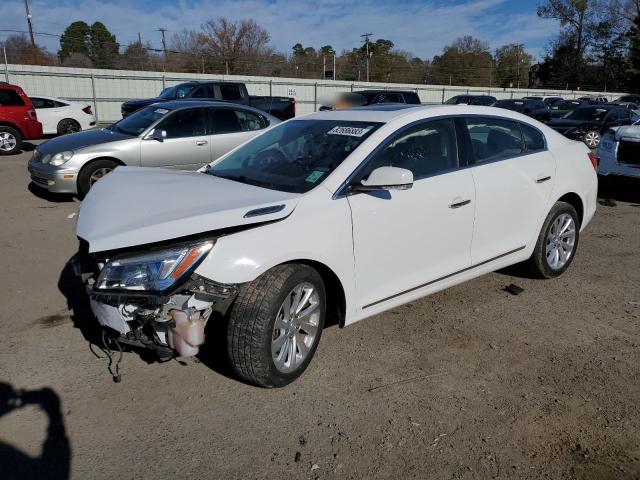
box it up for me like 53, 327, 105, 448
3, 64, 627, 122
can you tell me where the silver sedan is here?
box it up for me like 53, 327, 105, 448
27, 100, 279, 197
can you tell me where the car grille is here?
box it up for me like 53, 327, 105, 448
617, 140, 640, 166
31, 174, 48, 186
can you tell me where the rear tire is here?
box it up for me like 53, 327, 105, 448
227, 264, 326, 388
524, 201, 580, 279
77, 159, 118, 198
57, 118, 81, 136
0, 126, 22, 155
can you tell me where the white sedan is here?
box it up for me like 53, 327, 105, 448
29, 95, 96, 135
74, 105, 598, 387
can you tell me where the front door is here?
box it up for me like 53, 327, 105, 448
347, 118, 476, 310
140, 108, 210, 170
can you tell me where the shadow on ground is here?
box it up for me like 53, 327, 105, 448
598, 175, 640, 205
0, 382, 71, 480
28, 183, 77, 203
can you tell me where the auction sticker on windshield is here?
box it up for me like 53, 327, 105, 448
327, 126, 372, 137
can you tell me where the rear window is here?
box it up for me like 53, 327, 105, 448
0, 89, 25, 106
220, 84, 243, 101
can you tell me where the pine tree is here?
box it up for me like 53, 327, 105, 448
58, 21, 90, 62
629, 15, 640, 90
89, 22, 119, 69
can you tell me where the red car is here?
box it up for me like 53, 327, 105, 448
0, 82, 43, 155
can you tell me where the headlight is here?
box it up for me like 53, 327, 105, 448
96, 241, 214, 292
48, 151, 74, 166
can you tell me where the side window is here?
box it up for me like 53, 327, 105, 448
362, 119, 458, 180
157, 109, 206, 138
404, 92, 421, 104
465, 117, 524, 163
191, 85, 214, 99
54, 100, 69, 108
0, 90, 25, 106
520, 123, 546, 152
219, 84, 242, 101
234, 110, 266, 131
207, 108, 243, 134
30, 97, 46, 108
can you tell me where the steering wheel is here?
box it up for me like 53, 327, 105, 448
244, 149, 287, 170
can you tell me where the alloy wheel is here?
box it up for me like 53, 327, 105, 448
89, 167, 113, 186
271, 282, 320, 373
59, 120, 81, 135
584, 131, 600, 149
545, 213, 576, 270
0, 132, 17, 152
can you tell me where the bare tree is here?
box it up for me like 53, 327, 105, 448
200, 18, 270, 74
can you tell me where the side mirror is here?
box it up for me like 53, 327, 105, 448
352, 166, 414, 192
149, 129, 167, 141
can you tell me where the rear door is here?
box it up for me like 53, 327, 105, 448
461, 116, 556, 264
140, 108, 211, 169
207, 107, 266, 161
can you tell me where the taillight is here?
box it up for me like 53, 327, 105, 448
291, 98, 296, 117
588, 152, 598, 170
83, 105, 92, 115
27, 109, 37, 120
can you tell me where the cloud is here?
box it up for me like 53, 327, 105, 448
0, 0, 558, 60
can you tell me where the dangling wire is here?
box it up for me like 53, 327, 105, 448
101, 329, 124, 383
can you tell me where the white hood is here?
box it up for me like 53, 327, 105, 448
76, 167, 299, 252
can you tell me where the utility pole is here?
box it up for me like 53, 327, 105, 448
23, 0, 36, 49
323, 55, 326, 80
333, 54, 336, 81
138, 32, 142, 44
361, 32, 372, 83
158, 28, 168, 61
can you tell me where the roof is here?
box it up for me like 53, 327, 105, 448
144, 99, 278, 119
298, 104, 432, 122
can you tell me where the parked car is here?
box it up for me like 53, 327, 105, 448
522, 95, 564, 107
549, 99, 584, 119
577, 95, 608, 103
614, 95, 640, 104
319, 90, 421, 111
29, 95, 96, 135
547, 104, 637, 148
597, 119, 640, 179
73, 104, 597, 387
493, 99, 551, 122
28, 101, 278, 197
121, 81, 295, 121
0, 82, 43, 155
606, 101, 639, 111
444, 95, 496, 106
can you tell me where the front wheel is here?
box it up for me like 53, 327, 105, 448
77, 159, 118, 198
583, 130, 601, 149
524, 201, 580, 279
227, 264, 326, 387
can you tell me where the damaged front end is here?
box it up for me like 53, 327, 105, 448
74, 237, 238, 362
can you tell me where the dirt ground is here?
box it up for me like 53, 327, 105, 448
1, 143, 639, 480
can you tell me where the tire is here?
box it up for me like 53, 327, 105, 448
583, 130, 601, 149
524, 201, 580, 279
57, 118, 81, 136
227, 264, 326, 388
0, 126, 23, 155
77, 159, 119, 198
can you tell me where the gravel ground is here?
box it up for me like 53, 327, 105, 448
1, 144, 639, 480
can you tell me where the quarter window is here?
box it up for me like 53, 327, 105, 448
235, 110, 266, 131
363, 119, 458, 180
464, 118, 524, 163
158, 109, 206, 138
520, 123, 546, 152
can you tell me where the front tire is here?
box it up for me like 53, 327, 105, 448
227, 264, 326, 388
77, 159, 118, 198
525, 201, 580, 278
0, 126, 22, 155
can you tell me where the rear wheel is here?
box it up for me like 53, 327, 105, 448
0, 126, 22, 155
77, 159, 118, 198
525, 201, 580, 278
57, 118, 81, 136
227, 264, 325, 388
583, 130, 601, 149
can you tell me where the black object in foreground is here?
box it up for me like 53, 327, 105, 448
504, 284, 524, 295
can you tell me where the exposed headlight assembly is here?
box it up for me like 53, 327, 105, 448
47, 151, 74, 166
96, 241, 214, 292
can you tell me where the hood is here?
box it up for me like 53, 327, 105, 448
613, 124, 640, 141
37, 129, 132, 154
76, 167, 300, 252
122, 98, 162, 109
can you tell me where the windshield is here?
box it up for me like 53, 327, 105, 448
563, 107, 610, 121
494, 101, 525, 112
207, 119, 382, 193
158, 83, 195, 100
110, 105, 170, 136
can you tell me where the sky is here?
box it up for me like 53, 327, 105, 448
0, 0, 560, 61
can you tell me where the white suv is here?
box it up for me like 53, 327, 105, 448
75, 104, 598, 387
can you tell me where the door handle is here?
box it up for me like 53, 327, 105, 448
449, 199, 471, 209
196, 140, 208, 146
536, 175, 551, 183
